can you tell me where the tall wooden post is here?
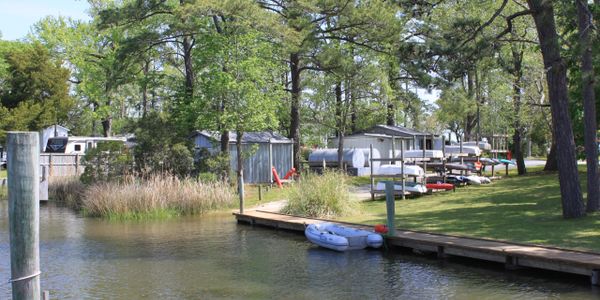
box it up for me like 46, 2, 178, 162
384, 181, 396, 236
442, 136, 446, 182
370, 144, 374, 201
391, 136, 396, 165
238, 174, 245, 214
400, 141, 405, 200
8, 132, 41, 300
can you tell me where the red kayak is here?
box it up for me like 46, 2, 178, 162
426, 183, 454, 191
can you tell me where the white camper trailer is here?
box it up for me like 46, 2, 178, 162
44, 136, 127, 154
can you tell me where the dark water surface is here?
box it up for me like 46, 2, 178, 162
0, 202, 598, 299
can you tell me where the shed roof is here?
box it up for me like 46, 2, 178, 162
368, 124, 431, 137
344, 124, 431, 138
193, 130, 292, 144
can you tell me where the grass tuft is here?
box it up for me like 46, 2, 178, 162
282, 171, 357, 218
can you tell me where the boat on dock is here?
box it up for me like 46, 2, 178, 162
305, 223, 383, 252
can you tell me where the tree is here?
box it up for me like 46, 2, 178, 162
527, 0, 585, 218
0, 42, 74, 141
576, 0, 599, 212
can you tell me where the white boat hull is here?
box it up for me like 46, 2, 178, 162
305, 223, 383, 252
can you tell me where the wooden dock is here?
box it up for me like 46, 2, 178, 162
234, 210, 600, 285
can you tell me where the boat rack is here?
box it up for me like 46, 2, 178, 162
369, 138, 426, 201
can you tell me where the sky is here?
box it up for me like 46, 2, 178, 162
0, 0, 90, 40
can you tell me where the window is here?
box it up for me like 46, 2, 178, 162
74, 145, 81, 151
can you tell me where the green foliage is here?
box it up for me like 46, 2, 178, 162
282, 171, 357, 218
197, 149, 230, 180
80, 141, 133, 184
0, 42, 74, 142
130, 112, 193, 177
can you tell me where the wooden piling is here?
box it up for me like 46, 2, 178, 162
258, 185, 262, 201
8, 132, 41, 300
384, 181, 396, 236
592, 269, 599, 286
370, 144, 374, 201
238, 174, 245, 214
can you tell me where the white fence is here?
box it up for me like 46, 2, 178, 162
40, 154, 84, 177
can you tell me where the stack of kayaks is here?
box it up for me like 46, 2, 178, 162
305, 223, 383, 252
376, 164, 425, 177
375, 181, 428, 193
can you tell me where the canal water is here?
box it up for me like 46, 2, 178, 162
0, 202, 598, 299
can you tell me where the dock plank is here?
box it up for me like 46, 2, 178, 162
234, 210, 600, 279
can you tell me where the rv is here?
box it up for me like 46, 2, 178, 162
44, 136, 127, 154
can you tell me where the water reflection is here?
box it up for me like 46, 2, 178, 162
0, 202, 597, 299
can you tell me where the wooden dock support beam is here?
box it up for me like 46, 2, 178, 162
8, 132, 41, 300
505, 255, 521, 270
437, 245, 447, 259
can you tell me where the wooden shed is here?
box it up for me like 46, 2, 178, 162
192, 131, 294, 184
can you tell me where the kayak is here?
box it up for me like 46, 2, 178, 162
375, 181, 428, 194
305, 223, 383, 252
426, 183, 454, 191
376, 164, 425, 177
465, 176, 482, 185
499, 159, 515, 165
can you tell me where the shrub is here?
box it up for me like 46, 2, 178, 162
81, 175, 235, 219
80, 141, 133, 184
130, 112, 194, 178
282, 171, 356, 218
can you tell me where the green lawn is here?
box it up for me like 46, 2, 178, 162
342, 167, 600, 252
243, 184, 288, 208
0, 169, 5, 200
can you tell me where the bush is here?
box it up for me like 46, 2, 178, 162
131, 112, 194, 178
81, 175, 235, 219
282, 171, 356, 218
80, 141, 133, 184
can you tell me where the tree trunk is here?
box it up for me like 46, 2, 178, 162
289, 52, 301, 170
335, 83, 344, 168
102, 79, 112, 137
182, 36, 194, 101
181, 0, 194, 102
141, 60, 149, 118
236, 131, 244, 213
464, 71, 477, 141
528, 0, 585, 218
510, 41, 526, 175
577, 0, 600, 212
349, 80, 357, 133
386, 102, 395, 126
544, 140, 558, 171
101, 118, 112, 137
